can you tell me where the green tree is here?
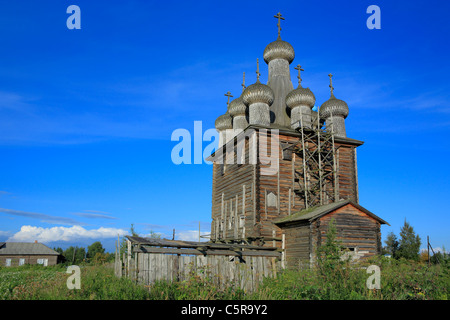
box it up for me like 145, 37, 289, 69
316, 218, 344, 274
397, 220, 421, 261
120, 224, 139, 256
63, 246, 86, 264
384, 232, 399, 258
53, 247, 64, 255
87, 241, 105, 261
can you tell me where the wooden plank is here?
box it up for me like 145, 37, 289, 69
134, 247, 281, 258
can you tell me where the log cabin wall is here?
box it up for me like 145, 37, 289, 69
211, 129, 364, 251
311, 204, 381, 262
281, 222, 311, 269
211, 133, 259, 241
335, 142, 359, 203
259, 132, 306, 247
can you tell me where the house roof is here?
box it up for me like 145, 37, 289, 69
0, 242, 60, 256
274, 199, 390, 226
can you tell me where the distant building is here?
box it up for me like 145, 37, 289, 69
0, 241, 61, 267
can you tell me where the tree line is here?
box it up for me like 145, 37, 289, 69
383, 219, 448, 264
53, 241, 114, 265
53, 225, 161, 265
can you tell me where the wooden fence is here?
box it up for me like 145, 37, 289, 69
115, 236, 283, 293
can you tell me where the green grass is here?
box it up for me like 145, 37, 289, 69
0, 263, 149, 300
0, 258, 448, 300
251, 257, 449, 300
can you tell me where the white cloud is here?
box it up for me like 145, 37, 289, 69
7, 225, 127, 243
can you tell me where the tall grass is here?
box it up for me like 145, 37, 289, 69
250, 257, 449, 300
0, 263, 149, 300
1, 258, 448, 300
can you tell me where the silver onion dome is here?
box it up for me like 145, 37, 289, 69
215, 112, 233, 131
286, 86, 316, 110
228, 96, 247, 117
319, 74, 349, 120
263, 39, 295, 64
319, 96, 349, 120
242, 82, 274, 106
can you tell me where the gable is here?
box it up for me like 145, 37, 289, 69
274, 199, 389, 226
319, 203, 380, 227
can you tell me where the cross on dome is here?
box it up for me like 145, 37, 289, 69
328, 73, 335, 97
274, 12, 285, 39
224, 91, 233, 106
294, 64, 304, 87
256, 58, 261, 82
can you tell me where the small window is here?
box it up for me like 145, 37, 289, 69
239, 216, 245, 228
37, 258, 48, 266
5, 258, 11, 267
19, 258, 25, 266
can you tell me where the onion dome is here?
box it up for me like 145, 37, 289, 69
263, 12, 295, 64
242, 82, 274, 106
319, 96, 349, 119
263, 39, 295, 64
286, 65, 316, 110
228, 96, 246, 116
242, 59, 274, 106
215, 111, 232, 131
319, 74, 349, 120
215, 91, 234, 130
229, 72, 248, 117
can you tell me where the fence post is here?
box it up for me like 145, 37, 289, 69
127, 240, 132, 278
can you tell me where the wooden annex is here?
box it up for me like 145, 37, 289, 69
116, 236, 282, 292
274, 200, 390, 268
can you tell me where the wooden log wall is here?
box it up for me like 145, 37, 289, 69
282, 222, 311, 269
336, 143, 358, 202
312, 204, 381, 262
210, 130, 360, 252
211, 131, 259, 241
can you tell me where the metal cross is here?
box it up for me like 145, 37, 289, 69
274, 12, 285, 39
328, 73, 334, 96
256, 58, 261, 82
241, 72, 246, 92
224, 91, 233, 106
295, 64, 304, 86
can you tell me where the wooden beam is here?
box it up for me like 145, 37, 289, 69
134, 246, 282, 258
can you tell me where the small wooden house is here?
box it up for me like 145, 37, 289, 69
0, 241, 61, 267
274, 200, 390, 268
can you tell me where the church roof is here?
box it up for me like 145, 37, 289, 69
274, 199, 390, 226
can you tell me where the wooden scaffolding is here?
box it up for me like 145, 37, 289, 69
292, 112, 338, 209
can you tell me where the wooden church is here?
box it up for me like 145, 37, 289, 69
207, 13, 389, 268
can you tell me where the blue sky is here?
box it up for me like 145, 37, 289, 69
0, 0, 449, 253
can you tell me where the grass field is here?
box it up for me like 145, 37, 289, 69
0, 257, 448, 300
